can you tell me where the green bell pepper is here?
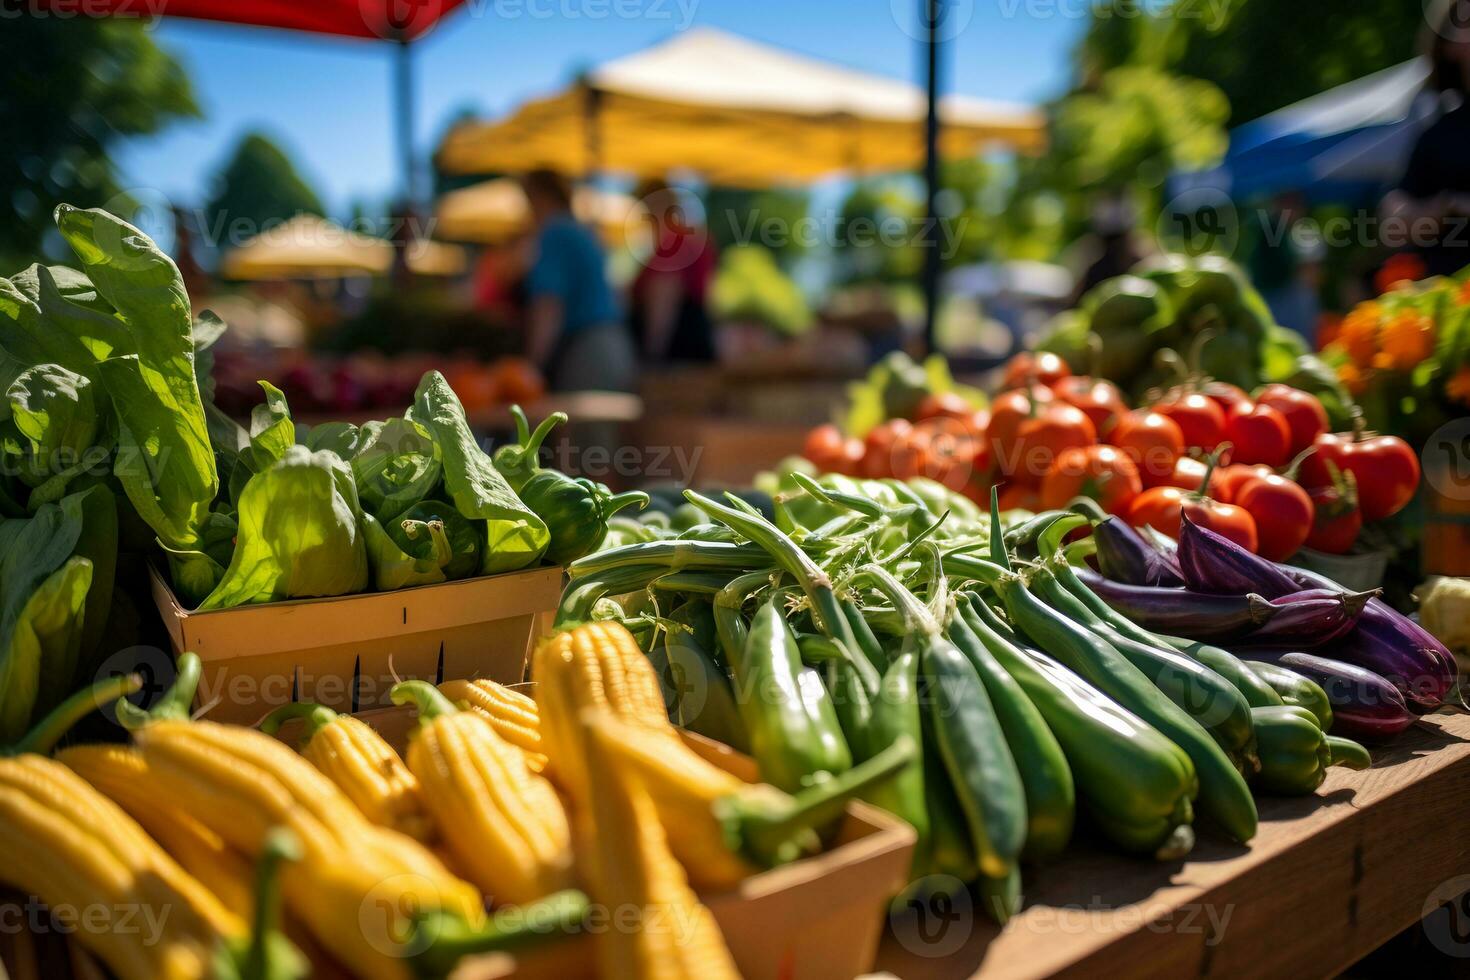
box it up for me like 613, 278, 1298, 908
1251, 705, 1370, 795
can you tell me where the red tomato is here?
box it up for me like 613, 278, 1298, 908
802, 424, 849, 472
1298, 423, 1420, 522
1011, 403, 1097, 487
1154, 391, 1227, 451
1151, 455, 1228, 497
1224, 401, 1292, 467
1181, 499, 1259, 553
1254, 384, 1329, 457
900, 417, 988, 490
1234, 473, 1313, 561
860, 419, 912, 479
1053, 376, 1127, 436
1039, 444, 1142, 515
1111, 410, 1185, 487
1214, 463, 1273, 504
987, 387, 1053, 477
1201, 380, 1251, 413
1127, 485, 1189, 538
1305, 470, 1363, 554
1002, 351, 1071, 390
915, 391, 973, 422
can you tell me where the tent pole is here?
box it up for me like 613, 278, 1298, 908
394, 38, 418, 211
920, 0, 943, 355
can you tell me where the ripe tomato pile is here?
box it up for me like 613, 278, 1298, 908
801, 351, 1423, 562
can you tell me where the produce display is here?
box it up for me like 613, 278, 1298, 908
800, 342, 1419, 566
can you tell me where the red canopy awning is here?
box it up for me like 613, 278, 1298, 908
40, 0, 466, 41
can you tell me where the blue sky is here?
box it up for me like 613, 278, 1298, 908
116, 0, 1084, 216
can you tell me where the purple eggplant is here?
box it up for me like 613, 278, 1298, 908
1073, 566, 1276, 640
1177, 514, 1302, 596
1233, 589, 1378, 647
1283, 564, 1455, 711
1093, 516, 1185, 587
1241, 651, 1414, 741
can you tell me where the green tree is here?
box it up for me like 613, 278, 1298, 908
0, 18, 197, 269
703, 187, 811, 266
204, 132, 324, 248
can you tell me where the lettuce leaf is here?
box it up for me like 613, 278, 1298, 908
199, 446, 369, 610
351, 417, 440, 522
408, 371, 548, 573
54, 206, 218, 553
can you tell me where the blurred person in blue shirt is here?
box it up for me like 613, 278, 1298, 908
520, 169, 637, 391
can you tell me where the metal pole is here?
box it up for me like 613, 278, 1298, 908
394, 38, 417, 209
921, 0, 943, 355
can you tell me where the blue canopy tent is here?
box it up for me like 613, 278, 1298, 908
1177, 59, 1438, 204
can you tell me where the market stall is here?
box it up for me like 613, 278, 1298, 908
0, 204, 1466, 980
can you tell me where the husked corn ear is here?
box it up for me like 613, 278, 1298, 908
394, 681, 574, 907
57, 744, 255, 918
578, 712, 764, 892
438, 679, 548, 771
533, 621, 679, 804
133, 717, 484, 980
0, 756, 243, 980
575, 710, 740, 980
304, 713, 433, 843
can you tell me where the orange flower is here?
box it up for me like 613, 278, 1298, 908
1336, 361, 1372, 395
1331, 301, 1382, 367
1447, 365, 1470, 406
1380, 310, 1436, 370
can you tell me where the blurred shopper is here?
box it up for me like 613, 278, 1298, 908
1382, 0, 1470, 278
520, 169, 636, 391
628, 180, 718, 364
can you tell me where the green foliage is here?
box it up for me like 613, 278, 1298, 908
204, 132, 325, 247
711, 245, 813, 336
0, 19, 198, 270
704, 187, 812, 265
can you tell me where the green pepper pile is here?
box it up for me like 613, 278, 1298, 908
557, 471, 1372, 922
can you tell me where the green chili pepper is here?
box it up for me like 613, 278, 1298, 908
554, 563, 667, 627
1158, 635, 1285, 709
568, 539, 770, 579
825, 656, 874, 757
956, 595, 1197, 859
389, 500, 482, 580
953, 547, 1258, 844
1243, 662, 1333, 729
1028, 565, 1258, 776
948, 598, 1075, 862
1251, 705, 1370, 795
653, 600, 749, 753
686, 490, 867, 692
856, 646, 929, 874
732, 599, 852, 792
492, 406, 567, 492
842, 598, 889, 675
518, 469, 648, 566
860, 562, 1025, 882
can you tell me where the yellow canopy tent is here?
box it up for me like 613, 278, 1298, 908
220, 214, 467, 280
436, 27, 1044, 185
433, 178, 636, 244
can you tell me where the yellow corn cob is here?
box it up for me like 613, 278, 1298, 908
575, 709, 740, 980
262, 703, 434, 842
0, 755, 242, 980
532, 621, 679, 804
438, 678, 549, 772
57, 744, 256, 918
131, 717, 484, 980
393, 681, 574, 907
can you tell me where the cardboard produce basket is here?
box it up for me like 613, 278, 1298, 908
316, 705, 916, 980
149, 563, 563, 723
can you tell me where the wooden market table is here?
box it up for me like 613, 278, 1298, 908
878, 711, 1470, 979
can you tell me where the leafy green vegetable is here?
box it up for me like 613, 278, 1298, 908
303, 421, 363, 458
199, 446, 369, 610
54, 206, 218, 555
351, 417, 440, 522
362, 513, 448, 591
408, 371, 548, 573
227, 381, 298, 505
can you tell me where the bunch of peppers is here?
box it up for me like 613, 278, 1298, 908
557, 471, 1372, 922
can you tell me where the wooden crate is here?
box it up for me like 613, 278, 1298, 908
149, 563, 562, 723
